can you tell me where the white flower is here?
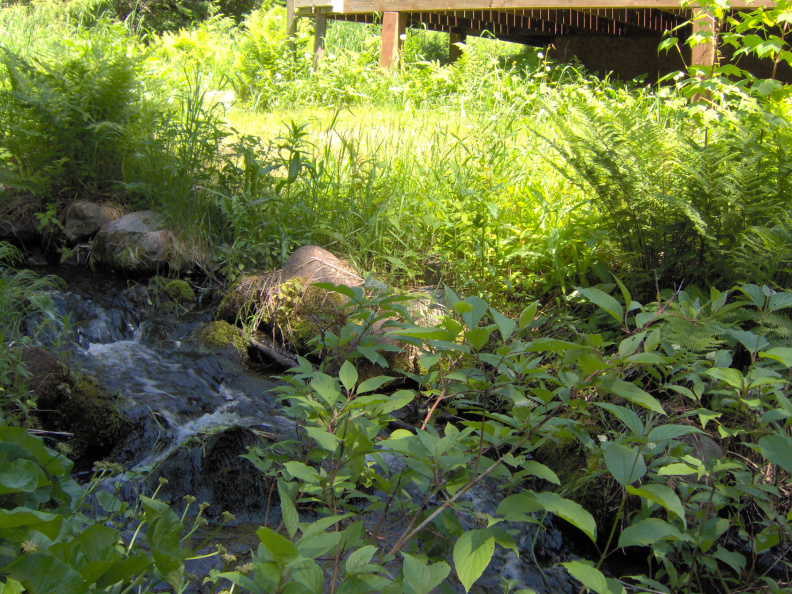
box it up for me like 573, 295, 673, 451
537, 52, 545, 59
400, 33, 407, 40
597, 434, 608, 442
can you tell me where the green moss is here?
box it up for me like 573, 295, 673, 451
164, 279, 195, 303
273, 277, 347, 353
191, 320, 247, 358
64, 376, 128, 458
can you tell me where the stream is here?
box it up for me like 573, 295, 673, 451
31, 266, 581, 594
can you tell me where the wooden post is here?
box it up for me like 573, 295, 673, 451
380, 11, 408, 69
286, 0, 297, 53
313, 9, 327, 71
690, 7, 717, 74
449, 27, 466, 63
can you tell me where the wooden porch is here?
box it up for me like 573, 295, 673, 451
288, 0, 774, 79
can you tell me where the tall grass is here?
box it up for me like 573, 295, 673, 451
1, 0, 790, 304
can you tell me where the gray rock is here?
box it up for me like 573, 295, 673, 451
64, 201, 118, 243
91, 211, 177, 273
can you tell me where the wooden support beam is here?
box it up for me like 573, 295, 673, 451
380, 11, 409, 68
287, 0, 298, 52
313, 9, 328, 71
449, 27, 467, 62
690, 7, 717, 72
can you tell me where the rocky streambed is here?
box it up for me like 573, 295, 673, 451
4, 202, 582, 592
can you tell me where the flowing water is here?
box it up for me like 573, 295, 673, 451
33, 266, 579, 594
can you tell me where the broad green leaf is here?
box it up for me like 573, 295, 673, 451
768, 291, 792, 313
647, 424, 705, 443
519, 302, 539, 330
602, 379, 665, 415
465, 328, 492, 351
760, 347, 792, 367
0, 579, 24, 594
534, 491, 597, 543
0, 458, 41, 495
758, 434, 792, 474
311, 373, 341, 407
290, 558, 324, 593
256, 527, 298, 560
618, 518, 686, 548
626, 484, 685, 526
462, 296, 488, 329
453, 530, 495, 593
378, 390, 415, 414
490, 309, 517, 341
713, 546, 746, 573
0, 508, 63, 540
95, 556, 152, 589
522, 461, 560, 485
402, 553, 450, 594
7, 554, 88, 594
526, 338, 581, 352
304, 426, 339, 452
296, 531, 341, 559
345, 545, 378, 574
496, 493, 543, 521
657, 463, 698, 476
756, 525, 780, 553
390, 327, 458, 341
603, 444, 646, 487
739, 284, 766, 309
313, 282, 356, 299
357, 376, 395, 394
726, 329, 768, 354
284, 461, 320, 484
596, 403, 644, 436
577, 287, 624, 324
561, 560, 610, 594
339, 361, 358, 392
703, 368, 744, 390
618, 332, 646, 359
278, 481, 299, 539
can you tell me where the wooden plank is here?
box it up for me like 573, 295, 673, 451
287, 0, 298, 52
313, 9, 328, 70
295, 0, 773, 11
691, 6, 717, 69
380, 11, 409, 68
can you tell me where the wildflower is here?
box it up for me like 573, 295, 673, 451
537, 52, 545, 59
597, 434, 608, 442
235, 563, 254, 575
222, 511, 236, 523
21, 540, 39, 553
222, 553, 237, 563
183, 495, 197, 504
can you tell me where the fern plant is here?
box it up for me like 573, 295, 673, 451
541, 89, 792, 298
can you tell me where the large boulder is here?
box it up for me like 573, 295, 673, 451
91, 211, 177, 273
64, 201, 119, 244
280, 245, 364, 287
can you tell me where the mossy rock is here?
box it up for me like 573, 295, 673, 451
217, 274, 270, 323
271, 276, 348, 353
191, 320, 247, 359
37, 374, 129, 460
164, 279, 195, 304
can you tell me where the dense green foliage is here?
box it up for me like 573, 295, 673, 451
2, 0, 792, 592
